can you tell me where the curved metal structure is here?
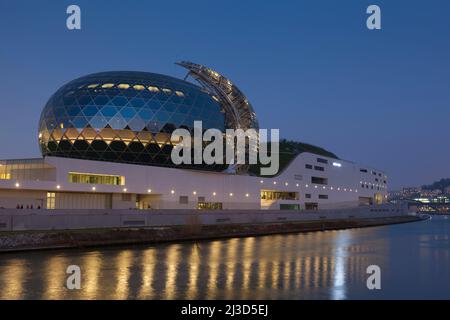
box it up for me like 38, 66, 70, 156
176, 61, 259, 131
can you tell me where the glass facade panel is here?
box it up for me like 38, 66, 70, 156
0, 159, 56, 181
68, 172, 125, 186
260, 190, 299, 201
39, 71, 226, 171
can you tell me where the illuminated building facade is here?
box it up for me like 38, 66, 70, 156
0, 62, 388, 210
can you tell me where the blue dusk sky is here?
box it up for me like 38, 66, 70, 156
0, 0, 449, 190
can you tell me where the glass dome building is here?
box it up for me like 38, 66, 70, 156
39, 62, 259, 171
38, 71, 230, 170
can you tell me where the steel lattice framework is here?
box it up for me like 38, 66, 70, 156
176, 61, 259, 131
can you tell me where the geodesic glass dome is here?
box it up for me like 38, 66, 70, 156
38, 71, 226, 170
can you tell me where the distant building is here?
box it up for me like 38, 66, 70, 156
401, 187, 421, 199
388, 190, 402, 201
420, 189, 442, 198
445, 187, 450, 195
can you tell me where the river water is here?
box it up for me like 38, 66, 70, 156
0, 216, 449, 300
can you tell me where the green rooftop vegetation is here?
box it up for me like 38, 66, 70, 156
248, 139, 339, 178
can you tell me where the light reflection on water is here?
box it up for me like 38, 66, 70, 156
0, 217, 449, 300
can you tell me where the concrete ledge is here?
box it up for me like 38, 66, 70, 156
0, 215, 423, 253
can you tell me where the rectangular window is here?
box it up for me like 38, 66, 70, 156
198, 196, 205, 202
260, 190, 299, 200
305, 194, 311, 199
179, 196, 189, 204
0, 173, 11, 180
280, 204, 300, 210
360, 169, 368, 173
305, 202, 318, 210
314, 166, 325, 171
68, 172, 125, 186
46, 192, 56, 209
305, 164, 313, 169
198, 202, 223, 210
311, 177, 328, 185
317, 158, 328, 164
319, 194, 329, 199
294, 174, 303, 180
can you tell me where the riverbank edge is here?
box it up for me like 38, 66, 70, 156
0, 215, 423, 253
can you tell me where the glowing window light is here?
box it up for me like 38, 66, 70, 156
162, 88, 172, 94
117, 84, 130, 89
175, 91, 185, 97
101, 83, 115, 89
133, 85, 145, 90
332, 162, 342, 167
148, 86, 160, 92
87, 84, 99, 89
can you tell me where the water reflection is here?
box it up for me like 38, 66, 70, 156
0, 258, 26, 300
138, 248, 155, 299
0, 217, 449, 299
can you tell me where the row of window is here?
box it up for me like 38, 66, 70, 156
305, 194, 328, 199
261, 190, 299, 201
360, 168, 385, 178
305, 164, 325, 171
68, 172, 125, 186
83, 83, 185, 97
361, 184, 384, 191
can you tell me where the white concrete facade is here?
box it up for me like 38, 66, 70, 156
0, 153, 388, 210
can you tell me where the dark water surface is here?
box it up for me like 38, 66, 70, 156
0, 216, 449, 299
